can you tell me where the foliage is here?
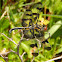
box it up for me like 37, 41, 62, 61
0, 0, 62, 62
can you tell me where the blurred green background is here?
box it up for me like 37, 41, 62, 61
0, 0, 62, 62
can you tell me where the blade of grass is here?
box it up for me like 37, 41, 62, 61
18, 1, 47, 8
45, 20, 62, 39
42, 14, 62, 18
21, 43, 32, 58
18, 2, 36, 8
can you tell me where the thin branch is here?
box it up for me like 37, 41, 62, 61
17, 30, 24, 55
0, 51, 11, 55
10, 49, 24, 62
16, 30, 24, 62
0, 55, 4, 58
0, 49, 17, 56
35, 36, 41, 48
1, 33, 17, 45
0, 32, 25, 62
10, 49, 17, 54
31, 56, 35, 62
20, 52, 26, 62
0, 49, 18, 62
0, 55, 8, 62
0, 11, 7, 20
21, 52, 26, 58
45, 56, 62, 62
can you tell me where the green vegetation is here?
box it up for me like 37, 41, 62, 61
0, 0, 62, 62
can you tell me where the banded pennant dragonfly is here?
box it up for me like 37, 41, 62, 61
9, 2, 51, 56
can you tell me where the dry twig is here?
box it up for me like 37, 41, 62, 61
0, 32, 26, 62
35, 36, 41, 48
20, 52, 26, 62
31, 56, 35, 62
0, 11, 7, 20
45, 55, 62, 62
1, 33, 17, 45
17, 30, 25, 62
17, 30, 24, 55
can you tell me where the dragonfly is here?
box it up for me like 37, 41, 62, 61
9, 2, 51, 56
9, 2, 49, 39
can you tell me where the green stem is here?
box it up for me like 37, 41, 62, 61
18, 2, 36, 7
42, 14, 62, 18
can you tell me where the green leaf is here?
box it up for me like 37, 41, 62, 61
56, 48, 62, 54
0, 18, 10, 32
0, 57, 5, 62
21, 43, 32, 58
45, 21, 62, 39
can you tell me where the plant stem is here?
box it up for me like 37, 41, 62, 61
42, 14, 62, 18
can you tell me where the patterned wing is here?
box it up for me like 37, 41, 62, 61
21, 2, 44, 39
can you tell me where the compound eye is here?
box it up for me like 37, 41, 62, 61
43, 25, 45, 27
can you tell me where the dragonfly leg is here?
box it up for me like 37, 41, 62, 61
42, 32, 51, 50
9, 27, 30, 34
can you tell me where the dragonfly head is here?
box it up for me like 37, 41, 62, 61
37, 18, 49, 31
